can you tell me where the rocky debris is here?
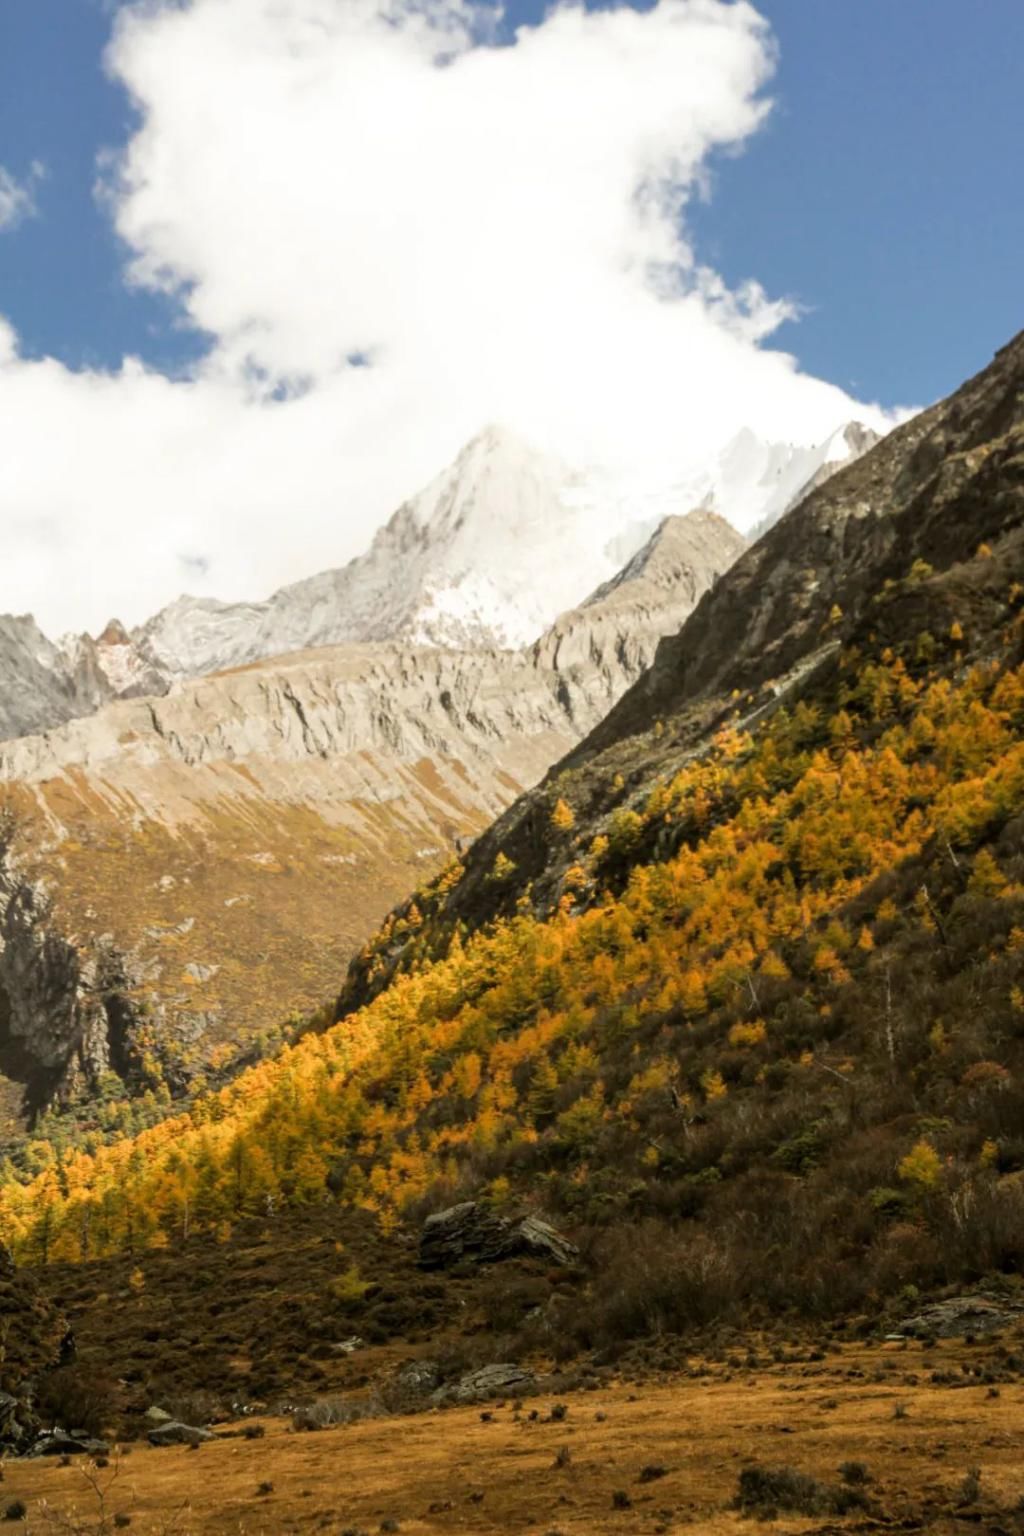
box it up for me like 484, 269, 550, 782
28, 1432, 109, 1458
183, 962, 219, 984
898, 1294, 1024, 1339
328, 1336, 363, 1356
434, 1363, 537, 1405
143, 1405, 173, 1425
147, 1420, 214, 1447
418, 1202, 577, 1270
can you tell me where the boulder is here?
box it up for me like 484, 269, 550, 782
418, 1202, 511, 1268
29, 1432, 109, 1458
143, 1405, 174, 1425
899, 1293, 1024, 1339
514, 1214, 579, 1267
437, 1363, 537, 1405
418, 1203, 577, 1270
147, 1421, 214, 1447
328, 1336, 363, 1356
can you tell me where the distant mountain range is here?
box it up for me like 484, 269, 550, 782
0, 419, 878, 743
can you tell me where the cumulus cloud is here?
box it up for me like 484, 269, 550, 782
0, 0, 896, 635
0, 162, 43, 232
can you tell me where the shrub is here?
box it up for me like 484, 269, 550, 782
35, 1365, 115, 1439
735, 1466, 868, 1517
898, 1140, 942, 1191
566, 1223, 741, 1349
292, 1395, 378, 1431
551, 799, 575, 834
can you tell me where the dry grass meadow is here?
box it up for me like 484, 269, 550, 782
7, 1338, 1024, 1535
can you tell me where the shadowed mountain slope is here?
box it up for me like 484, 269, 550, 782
350, 329, 1024, 961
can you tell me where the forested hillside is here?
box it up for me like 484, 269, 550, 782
3, 331, 1024, 1348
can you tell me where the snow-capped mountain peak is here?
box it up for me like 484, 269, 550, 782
0, 414, 884, 740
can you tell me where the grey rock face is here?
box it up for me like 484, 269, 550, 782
418, 1202, 577, 1270
513, 1215, 579, 1268
438, 1363, 537, 1404
0, 614, 169, 744
147, 1420, 214, 1446
898, 1294, 1024, 1339
28, 1432, 110, 1458
533, 510, 747, 701
390, 1360, 441, 1398
419, 1202, 511, 1268
0, 850, 142, 1109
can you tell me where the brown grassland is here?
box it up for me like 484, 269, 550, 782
6, 1337, 1024, 1534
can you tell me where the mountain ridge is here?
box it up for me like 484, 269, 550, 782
338, 328, 1024, 1006
0, 419, 877, 743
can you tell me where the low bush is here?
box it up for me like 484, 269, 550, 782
735, 1465, 869, 1517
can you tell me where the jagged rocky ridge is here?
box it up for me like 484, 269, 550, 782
0, 421, 874, 742
339, 328, 1024, 1009
0, 616, 165, 744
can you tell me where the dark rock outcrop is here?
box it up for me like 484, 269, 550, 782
28, 1431, 109, 1458
0, 849, 143, 1114
435, 1363, 537, 1404
418, 1202, 577, 1270
898, 1294, 1024, 1339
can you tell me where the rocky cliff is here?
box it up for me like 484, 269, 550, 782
0, 511, 736, 1126
0, 616, 167, 744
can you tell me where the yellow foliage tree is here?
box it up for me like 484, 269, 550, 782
551, 798, 575, 833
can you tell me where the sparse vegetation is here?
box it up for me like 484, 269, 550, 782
734, 1464, 868, 1517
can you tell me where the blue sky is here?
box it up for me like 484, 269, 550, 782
0, 0, 1021, 636
1, 0, 1020, 407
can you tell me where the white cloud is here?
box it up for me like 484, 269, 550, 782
0, 0, 897, 636
0, 162, 42, 232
